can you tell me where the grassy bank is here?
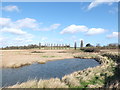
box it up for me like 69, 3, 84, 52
3, 52, 120, 88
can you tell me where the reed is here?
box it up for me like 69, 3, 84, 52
7, 78, 68, 88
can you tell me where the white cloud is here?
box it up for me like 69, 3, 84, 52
14, 37, 33, 43
109, 7, 118, 14
86, 28, 106, 35
60, 25, 88, 34
0, 17, 60, 46
2, 5, 19, 12
0, 18, 39, 29
37, 24, 61, 31
0, 18, 11, 26
15, 18, 39, 29
106, 32, 119, 38
88, 0, 119, 10
50, 24, 61, 30
1, 28, 27, 35
0, 17, 60, 31
60, 25, 106, 35
0, 37, 4, 42
59, 39, 64, 42
41, 37, 48, 41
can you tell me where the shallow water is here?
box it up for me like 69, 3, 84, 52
1, 58, 100, 87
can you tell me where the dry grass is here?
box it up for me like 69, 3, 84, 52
2, 50, 119, 88
62, 75, 80, 87
7, 78, 68, 88
74, 53, 98, 59
8, 79, 38, 88
37, 78, 68, 88
1, 49, 77, 68
61, 52, 119, 88
1, 49, 97, 68
37, 61, 46, 64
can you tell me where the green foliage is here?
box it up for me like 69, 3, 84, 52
80, 40, 83, 48
42, 56, 55, 58
86, 43, 93, 47
74, 42, 77, 50
31, 51, 45, 53
74, 53, 97, 58
81, 47, 100, 52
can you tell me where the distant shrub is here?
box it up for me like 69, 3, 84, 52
81, 48, 100, 52
58, 51, 67, 53
31, 51, 45, 53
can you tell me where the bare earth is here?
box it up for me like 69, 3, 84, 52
1, 49, 81, 68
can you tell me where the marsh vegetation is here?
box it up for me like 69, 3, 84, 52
1, 50, 119, 88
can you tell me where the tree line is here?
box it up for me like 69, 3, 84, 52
1, 43, 71, 50
1, 42, 119, 50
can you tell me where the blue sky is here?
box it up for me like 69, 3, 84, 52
0, 1, 119, 47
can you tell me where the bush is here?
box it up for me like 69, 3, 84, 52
31, 51, 45, 53
81, 48, 100, 52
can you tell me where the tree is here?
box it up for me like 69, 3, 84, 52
80, 40, 83, 48
86, 43, 93, 47
96, 43, 101, 48
74, 42, 77, 50
39, 43, 41, 49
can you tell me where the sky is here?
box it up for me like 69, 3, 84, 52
0, 1, 119, 47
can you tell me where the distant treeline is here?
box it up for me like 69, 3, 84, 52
1, 44, 70, 50
85, 43, 120, 49
96, 44, 120, 49
1, 43, 119, 50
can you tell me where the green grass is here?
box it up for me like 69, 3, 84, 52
71, 76, 105, 88
42, 56, 56, 58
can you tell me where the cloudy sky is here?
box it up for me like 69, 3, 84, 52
0, 1, 119, 47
